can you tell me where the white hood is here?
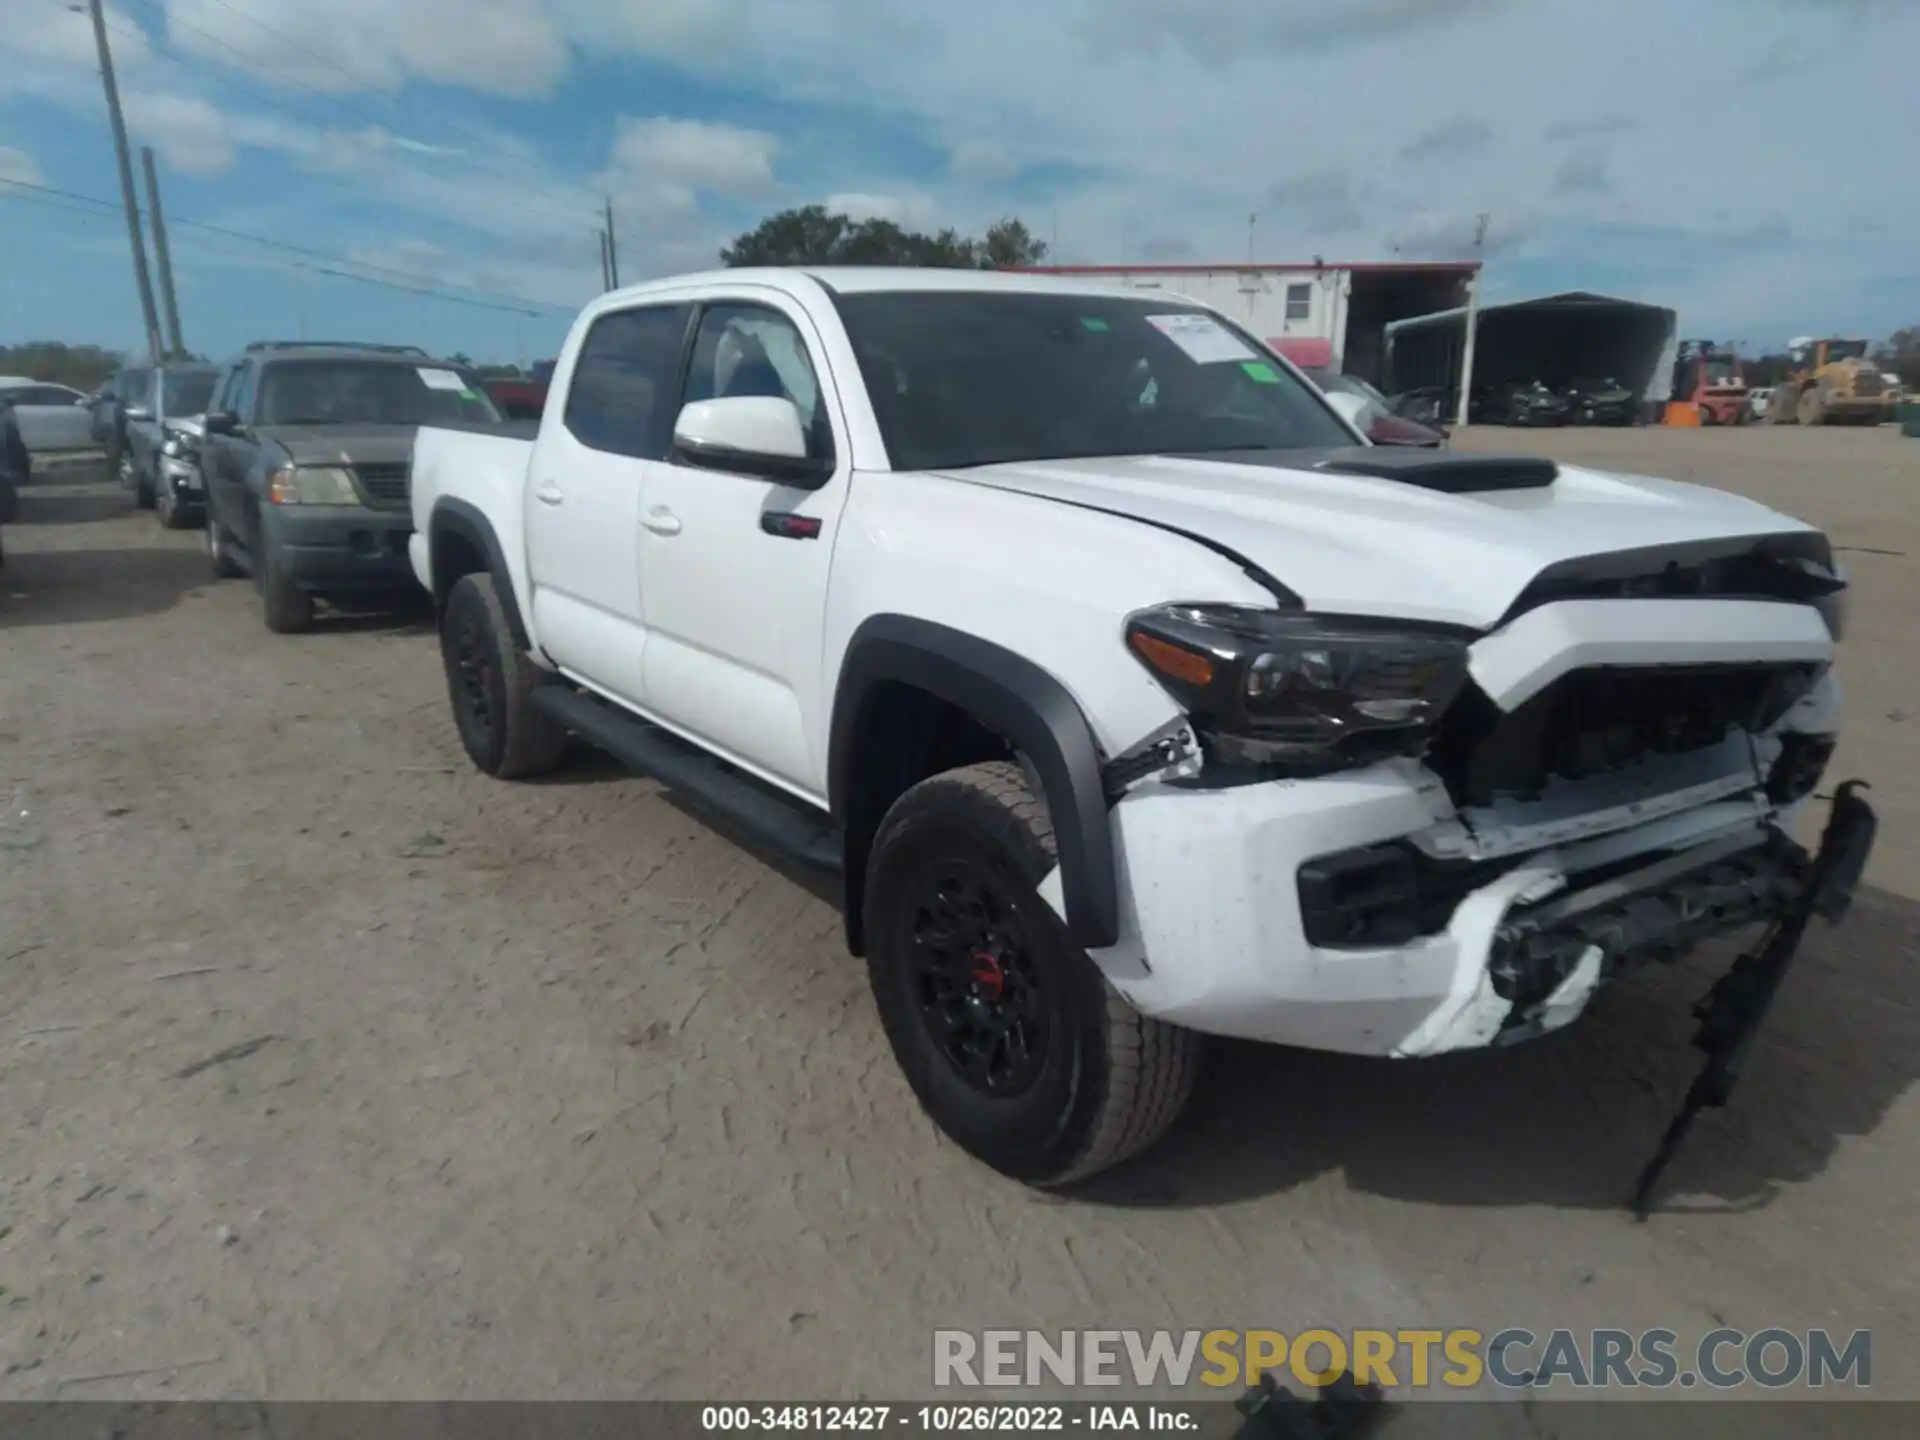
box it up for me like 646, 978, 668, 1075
939, 453, 1818, 630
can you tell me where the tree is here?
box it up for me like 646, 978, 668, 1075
721, 206, 1048, 269
0, 342, 125, 392
1878, 326, 1920, 389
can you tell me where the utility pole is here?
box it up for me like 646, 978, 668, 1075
1247, 212, 1258, 264
141, 146, 185, 358
597, 226, 611, 290
1455, 211, 1490, 431
603, 196, 620, 289
85, 0, 164, 362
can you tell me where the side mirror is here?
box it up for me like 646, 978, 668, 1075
670, 396, 829, 485
202, 410, 241, 437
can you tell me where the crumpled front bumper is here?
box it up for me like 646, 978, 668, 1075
1087, 752, 1823, 1058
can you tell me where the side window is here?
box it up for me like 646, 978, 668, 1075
227, 365, 256, 423
1284, 283, 1312, 322
682, 302, 832, 461
563, 303, 693, 460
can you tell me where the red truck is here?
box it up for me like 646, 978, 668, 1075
484, 359, 555, 421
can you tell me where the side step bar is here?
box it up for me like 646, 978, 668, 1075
530, 685, 842, 872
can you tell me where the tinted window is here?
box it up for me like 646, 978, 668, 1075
1285, 283, 1312, 321
563, 304, 692, 460
835, 291, 1353, 471
227, 365, 256, 423
164, 370, 219, 415
254, 361, 502, 426
683, 303, 832, 461
25, 386, 80, 405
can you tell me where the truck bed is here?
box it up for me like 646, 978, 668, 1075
409, 422, 541, 604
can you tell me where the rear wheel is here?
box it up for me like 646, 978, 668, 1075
440, 571, 568, 779
1798, 386, 1830, 426
865, 760, 1200, 1186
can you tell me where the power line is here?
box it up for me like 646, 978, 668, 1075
0, 177, 570, 315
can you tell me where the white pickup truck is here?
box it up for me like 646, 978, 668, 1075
409, 267, 1874, 1201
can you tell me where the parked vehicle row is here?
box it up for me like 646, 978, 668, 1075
1388, 378, 1652, 429
26, 270, 1878, 1203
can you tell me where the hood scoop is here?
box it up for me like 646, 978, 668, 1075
1170, 446, 1559, 494
1309, 447, 1559, 494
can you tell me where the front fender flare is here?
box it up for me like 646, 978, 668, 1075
830, 614, 1118, 954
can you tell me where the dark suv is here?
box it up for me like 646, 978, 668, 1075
200, 342, 501, 632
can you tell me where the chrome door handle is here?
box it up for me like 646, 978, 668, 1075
534, 481, 564, 506
643, 507, 682, 536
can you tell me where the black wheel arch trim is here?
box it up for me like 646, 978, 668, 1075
428, 497, 531, 651
830, 614, 1119, 956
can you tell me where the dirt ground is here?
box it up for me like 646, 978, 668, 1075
1, 427, 1916, 1423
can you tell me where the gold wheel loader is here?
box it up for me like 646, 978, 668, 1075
1766, 338, 1897, 425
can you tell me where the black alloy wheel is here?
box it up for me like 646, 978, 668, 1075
902, 854, 1053, 1097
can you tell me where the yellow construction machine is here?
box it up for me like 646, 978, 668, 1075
1766, 337, 1897, 425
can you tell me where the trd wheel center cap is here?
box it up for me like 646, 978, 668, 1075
969, 950, 1006, 1002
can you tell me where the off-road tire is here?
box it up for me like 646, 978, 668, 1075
440, 571, 568, 780
1797, 385, 1830, 427
259, 545, 314, 634
206, 508, 243, 578
1767, 386, 1799, 425
865, 760, 1199, 1186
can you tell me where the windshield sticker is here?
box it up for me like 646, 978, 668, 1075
1079, 317, 1111, 332
1240, 361, 1282, 384
1146, 313, 1256, 364
416, 367, 467, 392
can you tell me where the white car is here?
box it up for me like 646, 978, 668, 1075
1748, 386, 1775, 422
404, 267, 1873, 1201
0, 380, 93, 453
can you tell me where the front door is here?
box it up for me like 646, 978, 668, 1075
637, 296, 850, 801
205, 364, 255, 542
523, 300, 693, 707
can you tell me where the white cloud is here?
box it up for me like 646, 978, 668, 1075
166, 0, 568, 99
950, 141, 1017, 182
0, 144, 43, 186
124, 91, 237, 177
826, 192, 938, 228
0, 0, 152, 69
603, 116, 780, 198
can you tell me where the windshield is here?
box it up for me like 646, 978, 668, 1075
1825, 340, 1868, 362
1704, 357, 1740, 381
164, 370, 218, 415
121, 368, 152, 400
255, 360, 502, 426
834, 291, 1354, 470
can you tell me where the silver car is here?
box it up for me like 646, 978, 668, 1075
0, 379, 94, 453
120, 363, 220, 518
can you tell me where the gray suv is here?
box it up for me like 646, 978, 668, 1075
200, 342, 501, 632
119, 361, 221, 520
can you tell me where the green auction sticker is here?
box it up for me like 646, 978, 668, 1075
1241, 361, 1282, 384
1080, 317, 1111, 332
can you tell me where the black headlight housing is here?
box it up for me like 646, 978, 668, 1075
1124, 604, 1473, 775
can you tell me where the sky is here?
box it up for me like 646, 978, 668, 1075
2, 0, 1916, 366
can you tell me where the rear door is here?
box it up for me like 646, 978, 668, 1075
634, 292, 851, 798
524, 300, 694, 706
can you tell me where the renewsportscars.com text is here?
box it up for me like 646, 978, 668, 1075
932, 1328, 1872, 1392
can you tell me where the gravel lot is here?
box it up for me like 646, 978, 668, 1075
2, 427, 1916, 1423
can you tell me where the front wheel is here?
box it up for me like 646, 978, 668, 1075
865, 761, 1200, 1186
258, 544, 314, 634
